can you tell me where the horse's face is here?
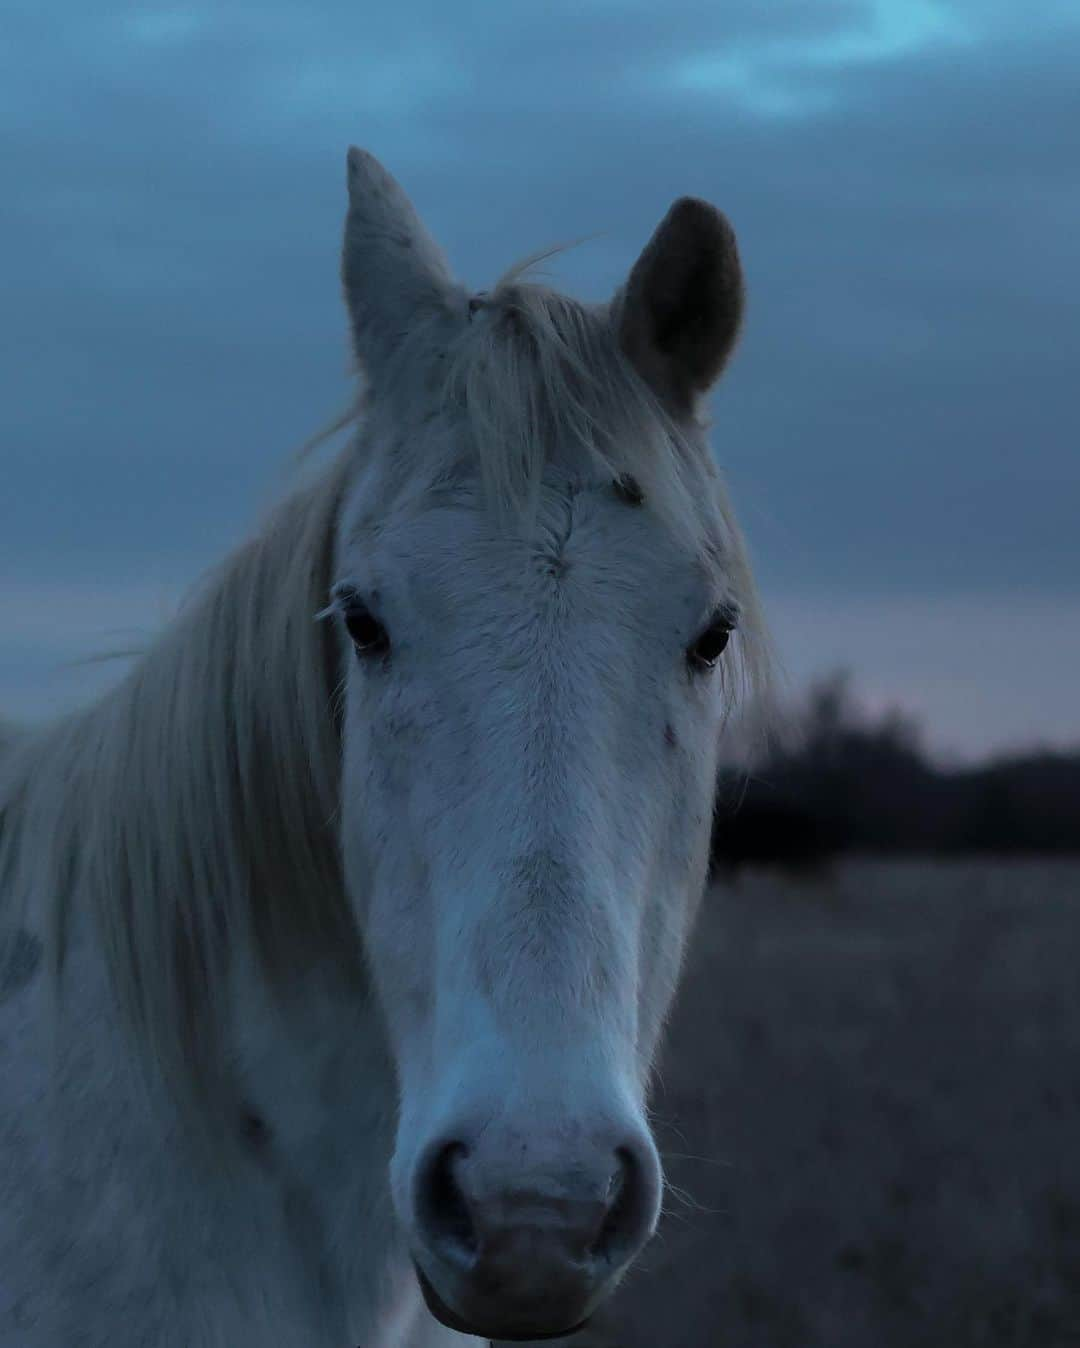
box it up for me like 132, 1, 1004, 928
334, 471, 731, 1334
332, 149, 754, 1342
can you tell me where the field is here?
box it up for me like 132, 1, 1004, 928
577, 860, 1080, 1348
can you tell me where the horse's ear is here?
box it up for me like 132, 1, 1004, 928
341, 147, 459, 382
614, 197, 744, 415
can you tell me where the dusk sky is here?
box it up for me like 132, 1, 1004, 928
2, 0, 1078, 759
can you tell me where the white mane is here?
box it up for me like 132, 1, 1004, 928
0, 459, 357, 1109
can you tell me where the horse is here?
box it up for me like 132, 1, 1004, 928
0, 147, 770, 1346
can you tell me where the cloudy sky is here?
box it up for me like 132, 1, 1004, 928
2, 0, 1078, 758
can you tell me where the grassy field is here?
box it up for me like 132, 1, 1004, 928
579, 860, 1080, 1348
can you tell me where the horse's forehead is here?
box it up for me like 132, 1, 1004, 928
342, 478, 711, 599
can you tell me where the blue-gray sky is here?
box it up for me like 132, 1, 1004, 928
2, 0, 1078, 758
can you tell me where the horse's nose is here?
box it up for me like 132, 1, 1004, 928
412, 1133, 660, 1340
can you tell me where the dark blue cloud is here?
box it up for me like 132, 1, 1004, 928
2, 0, 1078, 746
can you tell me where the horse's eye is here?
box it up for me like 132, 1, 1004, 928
343, 602, 389, 657
687, 614, 734, 672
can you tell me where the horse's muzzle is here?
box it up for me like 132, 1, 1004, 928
408, 1133, 659, 1341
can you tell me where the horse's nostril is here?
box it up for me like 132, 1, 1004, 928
591, 1146, 646, 1264
417, 1141, 478, 1266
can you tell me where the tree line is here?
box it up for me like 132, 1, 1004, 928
711, 672, 1080, 870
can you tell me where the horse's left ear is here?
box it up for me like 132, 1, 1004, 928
342, 147, 459, 384
614, 197, 744, 415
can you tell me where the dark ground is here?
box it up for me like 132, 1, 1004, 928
575, 860, 1080, 1347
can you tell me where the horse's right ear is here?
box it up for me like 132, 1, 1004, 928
614, 197, 744, 417
341, 148, 459, 384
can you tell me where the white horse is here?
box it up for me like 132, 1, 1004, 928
0, 148, 769, 1347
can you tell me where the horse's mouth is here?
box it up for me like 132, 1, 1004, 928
414, 1263, 592, 1341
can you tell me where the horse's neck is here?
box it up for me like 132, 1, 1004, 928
7, 841, 409, 1347
0, 571, 423, 1343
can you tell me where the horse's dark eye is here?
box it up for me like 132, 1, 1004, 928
687, 615, 733, 671
343, 603, 389, 657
